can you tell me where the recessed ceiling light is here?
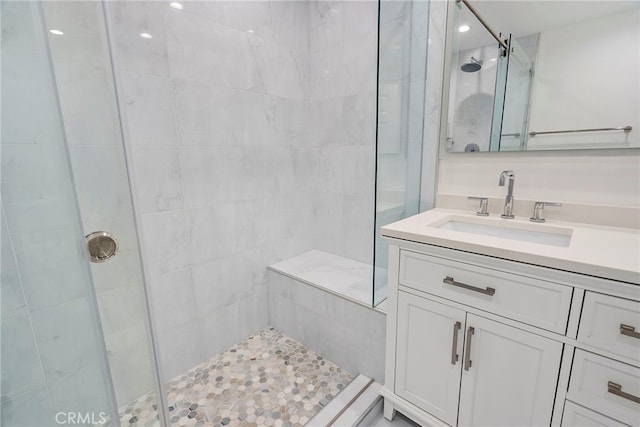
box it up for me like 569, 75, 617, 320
169, 2, 183, 10
140, 32, 153, 39
458, 25, 470, 33
49, 29, 64, 36
490, 57, 497, 62
247, 29, 255, 34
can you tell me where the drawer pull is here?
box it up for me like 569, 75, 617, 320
464, 326, 474, 371
451, 321, 461, 365
443, 276, 496, 296
620, 324, 640, 339
607, 381, 640, 404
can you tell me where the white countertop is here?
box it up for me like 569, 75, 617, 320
381, 208, 640, 285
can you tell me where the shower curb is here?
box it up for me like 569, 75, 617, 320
307, 374, 382, 426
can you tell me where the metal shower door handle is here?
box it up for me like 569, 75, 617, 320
85, 231, 118, 263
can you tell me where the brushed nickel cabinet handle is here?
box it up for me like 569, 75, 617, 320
608, 381, 640, 404
620, 324, 640, 339
443, 276, 496, 296
451, 321, 462, 365
464, 326, 474, 371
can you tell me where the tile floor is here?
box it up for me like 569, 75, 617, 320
118, 328, 354, 427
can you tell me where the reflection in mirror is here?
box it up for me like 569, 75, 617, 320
445, 0, 507, 153
444, 0, 639, 152
499, 37, 535, 151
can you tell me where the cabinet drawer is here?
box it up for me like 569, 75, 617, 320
568, 349, 640, 426
562, 401, 628, 427
578, 292, 640, 364
398, 250, 573, 333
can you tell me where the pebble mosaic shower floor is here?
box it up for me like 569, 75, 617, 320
118, 328, 354, 427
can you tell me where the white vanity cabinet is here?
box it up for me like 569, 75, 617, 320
563, 291, 640, 426
396, 290, 562, 426
379, 208, 640, 426
380, 241, 640, 427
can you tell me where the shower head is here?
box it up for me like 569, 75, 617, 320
461, 57, 483, 73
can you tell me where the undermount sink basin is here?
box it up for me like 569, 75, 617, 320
435, 217, 573, 247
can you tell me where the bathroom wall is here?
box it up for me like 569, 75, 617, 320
107, 0, 378, 379
266, 0, 380, 378
41, 1, 158, 406
308, 0, 378, 264
1, 2, 116, 424
107, 0, 306, 380
428, 2, 640, 217
421, 0, 446, 212
437, 154, 640, 210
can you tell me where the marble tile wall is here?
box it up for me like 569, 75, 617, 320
42, 1, 158, 406
421, 0, 446, 212
308, 1, 378, 264
107, 0, 380, 381
107, 0, 310, 380
1, 2, 116, 424
377, 1, 411, 198
267, 271, 386, 382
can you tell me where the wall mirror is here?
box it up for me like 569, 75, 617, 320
441, 0, 639, 153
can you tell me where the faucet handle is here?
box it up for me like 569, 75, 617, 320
468, 197, 489, 216
530, 201, 562, 223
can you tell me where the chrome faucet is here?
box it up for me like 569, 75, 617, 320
498, 170, 515, 218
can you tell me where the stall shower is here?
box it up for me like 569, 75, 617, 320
1, 0, 430, 425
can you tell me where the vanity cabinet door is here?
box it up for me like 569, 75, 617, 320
458, 314, 563, 427
395, 291, 465, 426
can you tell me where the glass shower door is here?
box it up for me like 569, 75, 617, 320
2, 2, 164, 426
499, 37, 534, 151
1, 2, 117, 425
374, 0, 428, 307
